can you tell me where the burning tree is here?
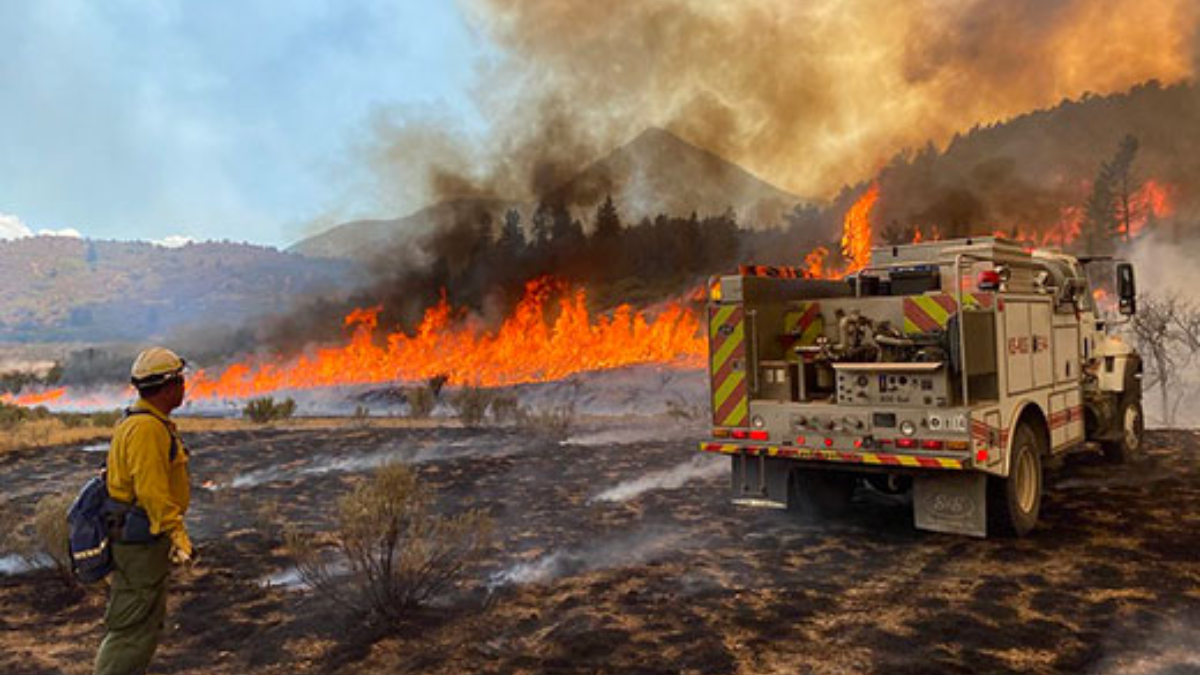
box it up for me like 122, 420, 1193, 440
1084, 134, 1140, 253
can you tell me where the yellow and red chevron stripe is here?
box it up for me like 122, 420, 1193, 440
699, 442, 966, 469
903, 292, 995, 334
784, 302, 823, 347
709, 305, 749, 427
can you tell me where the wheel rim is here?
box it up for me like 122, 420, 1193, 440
1124, 404, 1143, 453
1015, 446, 1038, 514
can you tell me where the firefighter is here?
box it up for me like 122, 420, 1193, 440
93, 347, 192, 675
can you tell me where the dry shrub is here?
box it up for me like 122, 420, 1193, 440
21, 493, 75, 586
0, 500, 18, 553
287, 462, 491, 625
255, 498, 283, 540
243, 396, 297, 424
451, 386, 494, 428
406, 385, 436, 419
516, 403, 576, 439
488, 393, 520, 424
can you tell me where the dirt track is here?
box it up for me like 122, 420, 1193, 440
1, 424, 1197, 674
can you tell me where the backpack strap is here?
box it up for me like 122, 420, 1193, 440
122, 408, 179, 462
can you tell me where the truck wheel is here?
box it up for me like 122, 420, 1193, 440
789, 471, 855, 517
987, 422, 1044, 537
1102, 396, 1144, 463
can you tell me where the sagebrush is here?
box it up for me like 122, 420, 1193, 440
19, 493, 75, 586
406, 385, 436, 418
243, 396, 296, 423
287, 462, 491, 625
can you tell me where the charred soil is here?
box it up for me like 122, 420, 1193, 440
0, 425, 1197, 674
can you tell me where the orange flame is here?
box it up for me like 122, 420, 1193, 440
1121, 179, 1173, 238
804, 183, 879, 279
184, 277, 704, 400
841, 182, 879, 275
0, 388, 67, 407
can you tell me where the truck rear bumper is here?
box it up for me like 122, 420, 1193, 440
698, 441, 970, 470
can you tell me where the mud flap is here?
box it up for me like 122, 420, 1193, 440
913, 473, 987, 537
729, 454, 789, 508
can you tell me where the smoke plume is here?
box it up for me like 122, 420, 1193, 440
367, 0, 1198, 214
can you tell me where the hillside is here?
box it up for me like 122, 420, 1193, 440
548, 127, 803, 227
871, 80, 1200, 238
289, 198, 523, 260
288, 128, 802, 260
0, 237, 355, 342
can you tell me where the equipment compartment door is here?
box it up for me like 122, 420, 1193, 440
710, 305, 750, 427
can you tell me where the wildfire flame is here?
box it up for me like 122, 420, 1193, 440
804, 182, 880, 279
183, 277, 704, 400
0, 388, 67, 407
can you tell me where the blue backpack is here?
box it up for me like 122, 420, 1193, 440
67, 470, 115, 584
66, 408, 179, 583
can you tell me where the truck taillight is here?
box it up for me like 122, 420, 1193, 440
795, 435, 806, 446
921, 439, 944, 450
978, 269, 1001, 290
713, 428, 730, 438
732, 430, 749, 439
896, 438, 918, 449
749, 430, 769, 441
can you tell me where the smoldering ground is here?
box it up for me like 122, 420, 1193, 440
2, 422, 1198, 674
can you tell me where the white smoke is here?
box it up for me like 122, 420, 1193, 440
223, 438, 511, 489
591, 455, 726, 503
1088, 617, 1200, 674
487, 526, 687, 590
1123, 233, 1200, 427
0, 554, 48, 576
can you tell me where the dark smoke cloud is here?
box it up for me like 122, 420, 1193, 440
362, 0, 1197, 215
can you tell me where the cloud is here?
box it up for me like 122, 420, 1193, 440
153, 235, 197, 248
37, 227, 82, 239
0, 213, 33, 240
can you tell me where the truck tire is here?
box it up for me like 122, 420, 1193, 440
1102, 396, 1144, 463
789, 471, 855, 517
987, 422, 1044, 537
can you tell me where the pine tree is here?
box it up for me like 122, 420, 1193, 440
531, 202, 552, 247
592, 194, 622, 241
1083, 134, 1140, 253
497, 209, 526, 254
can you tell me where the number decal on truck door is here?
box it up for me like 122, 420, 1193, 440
710, 305, 749, 427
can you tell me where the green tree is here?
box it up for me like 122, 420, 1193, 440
1084, 134, 1140, 253
592, 194, 622, 241
497, 208, 526, 255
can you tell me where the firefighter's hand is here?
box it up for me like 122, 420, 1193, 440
169, 545, 193, 566
169, 530, 194, 566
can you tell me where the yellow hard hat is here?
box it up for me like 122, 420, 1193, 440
130, 347, 187, 388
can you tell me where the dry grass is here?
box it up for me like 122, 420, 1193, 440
0, 415, 460, 455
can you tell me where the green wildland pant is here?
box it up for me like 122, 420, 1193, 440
93, 537, 171, 675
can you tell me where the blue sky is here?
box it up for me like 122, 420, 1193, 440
0, 0, 488, 247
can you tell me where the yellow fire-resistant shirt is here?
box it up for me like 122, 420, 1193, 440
106, 399, 192, 555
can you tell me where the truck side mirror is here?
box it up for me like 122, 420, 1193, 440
1116, 262, 1136, 315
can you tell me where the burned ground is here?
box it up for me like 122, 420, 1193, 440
0, 423, 1197, 674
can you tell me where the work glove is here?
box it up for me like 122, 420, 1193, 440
169, 545, 193, 566
169, 529, 194, 566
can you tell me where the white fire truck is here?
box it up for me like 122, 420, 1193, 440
700, 237, 1142, 536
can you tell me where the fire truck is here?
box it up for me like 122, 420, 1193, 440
699, 237, 1142, 537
